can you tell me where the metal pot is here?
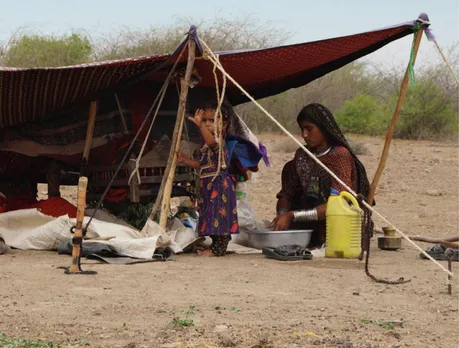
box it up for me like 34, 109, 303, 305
246, 229, 313, 250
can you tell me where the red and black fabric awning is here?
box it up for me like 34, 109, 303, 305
0, 15, 428, 128
206, 22, 418, 104
0, 54, 176, 128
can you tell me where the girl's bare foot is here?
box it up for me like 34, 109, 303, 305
197, 249, 214, 256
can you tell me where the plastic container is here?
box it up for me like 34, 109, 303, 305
235, 175, 248, 200
325, 189, 362, 259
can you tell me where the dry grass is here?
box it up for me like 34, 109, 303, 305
348, 138, 370, 156
269, 136, 370, 156
271, 139, 300, 154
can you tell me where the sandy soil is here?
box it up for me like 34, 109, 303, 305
1, 133, 458, 348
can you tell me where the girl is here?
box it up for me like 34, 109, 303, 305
178, 102, 242, 256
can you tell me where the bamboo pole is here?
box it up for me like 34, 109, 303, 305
144, 39, 196, 223
158, 78, 189, 228
367, 28, 424, 205
159, 38, 196, 231
158, 39, 196, 230
82, 100, 98, 163
433, 40, 459, 86
68, 176, 88, 273
114, 94, 129, 133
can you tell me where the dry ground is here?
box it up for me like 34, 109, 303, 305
1, 133, 458, 348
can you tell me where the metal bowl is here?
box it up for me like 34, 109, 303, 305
246, 229, 313, 250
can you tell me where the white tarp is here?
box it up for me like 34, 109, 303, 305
0, 209, 165, 259
0, 202, 262, 258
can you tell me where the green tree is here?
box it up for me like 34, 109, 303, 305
335, 94, 389, 135
394, 82, 458, 140
3, 33, 92, 67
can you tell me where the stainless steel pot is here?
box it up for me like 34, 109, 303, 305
246, 229, 313, 249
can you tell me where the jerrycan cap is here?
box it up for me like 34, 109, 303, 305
330, 189, 339, 195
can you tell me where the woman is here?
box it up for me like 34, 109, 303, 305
272, 103, 372, 248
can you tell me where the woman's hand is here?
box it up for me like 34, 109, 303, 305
188, 109, 204, 128
270, 211, 294, 231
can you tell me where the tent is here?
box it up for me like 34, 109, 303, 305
2, 13, 453, 282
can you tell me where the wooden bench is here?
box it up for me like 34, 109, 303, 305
81, 159, 199, 203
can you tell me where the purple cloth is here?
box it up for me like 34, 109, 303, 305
197, 144, 239, 237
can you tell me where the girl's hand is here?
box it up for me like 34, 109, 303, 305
177, 152, 187, 164
188, 109, 204, 128
177, 152, 200, 169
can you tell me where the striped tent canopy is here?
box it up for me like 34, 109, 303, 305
0, 14, 431, 128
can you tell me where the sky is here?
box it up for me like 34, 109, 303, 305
0, 0, 457, 70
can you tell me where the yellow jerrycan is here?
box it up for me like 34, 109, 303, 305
325, 189, 362, 259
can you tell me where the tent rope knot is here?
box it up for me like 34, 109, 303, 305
416, 16, 435, 41
203, 48, 228, 183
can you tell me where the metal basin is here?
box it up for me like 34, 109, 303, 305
246, 229, 313, 249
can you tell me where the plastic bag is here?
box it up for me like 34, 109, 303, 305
231, 200, 256, 246
236, 200, 256, 230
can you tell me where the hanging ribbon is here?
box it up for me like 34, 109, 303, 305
408, 18, 436, 87
407, 22, 421, 87
424, 27, 435, 42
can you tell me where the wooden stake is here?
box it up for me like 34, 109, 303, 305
68, 176, 88, 273
82, 100, 98, 163
368, 28, 424, 205
373, 228, 459, 244
440, 241, 459, 249
47, 160, 62, 198
157, 39, 196, 230
446, 248, 454, 295
127, 157, 140, 203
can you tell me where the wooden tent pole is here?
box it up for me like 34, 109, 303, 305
367, 28, 424, 205
114, 94, 129, 133
158, 39, 196, 230
147, 41, 194, 223
82, 100, 98, 163
68, 176, 88, 273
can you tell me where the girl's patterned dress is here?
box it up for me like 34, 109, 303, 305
197, 142, 239, 256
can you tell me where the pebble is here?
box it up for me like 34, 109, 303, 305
426, 189, 441, 197
214, 325, 229, 333
218, 332, 236, 347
